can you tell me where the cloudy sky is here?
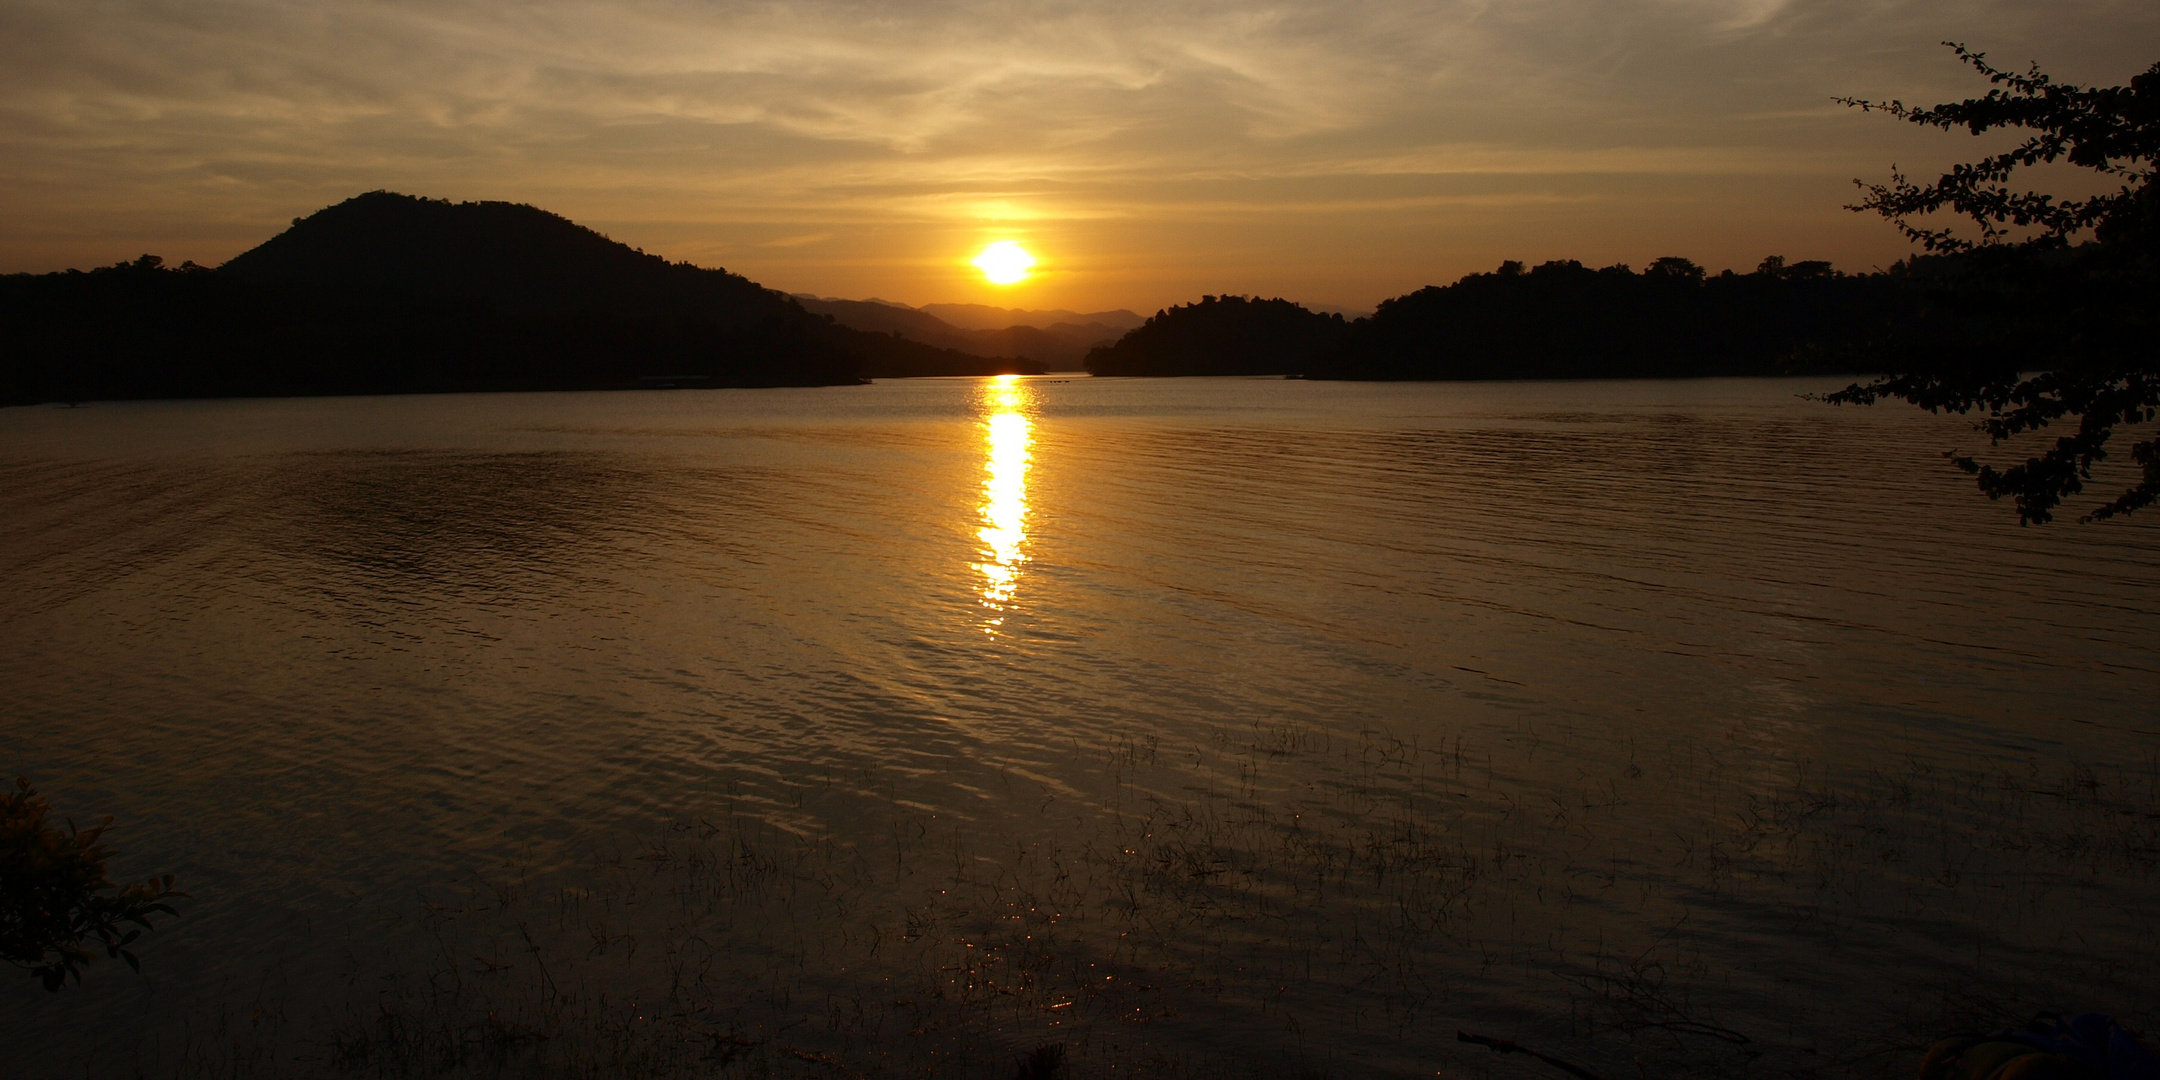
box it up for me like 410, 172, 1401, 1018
3, 0, 2155, 310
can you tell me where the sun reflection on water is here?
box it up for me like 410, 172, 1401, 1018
974, 375, 1033, 633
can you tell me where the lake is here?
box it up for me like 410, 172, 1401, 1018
2, 376, 2155, 1079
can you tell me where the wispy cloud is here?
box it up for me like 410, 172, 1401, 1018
760, 231, 834, 247
1, 0, 2154, 304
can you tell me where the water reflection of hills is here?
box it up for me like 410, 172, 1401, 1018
270, 451, 669, 597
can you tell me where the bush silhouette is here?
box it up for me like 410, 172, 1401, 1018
1, 777, 184, 991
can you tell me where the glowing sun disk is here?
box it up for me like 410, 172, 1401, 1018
972, 241, 1035, 285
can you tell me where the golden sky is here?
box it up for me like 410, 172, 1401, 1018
2, 0, 2155, 312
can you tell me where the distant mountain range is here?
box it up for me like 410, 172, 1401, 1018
1, 192, 1042, 405
792, 296, 1141, 370
914, 302, 1144, 332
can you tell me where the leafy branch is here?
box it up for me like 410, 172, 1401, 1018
1832, 44, 2160, 523
1, 777, 186, 991
1837, 43, 2160, 253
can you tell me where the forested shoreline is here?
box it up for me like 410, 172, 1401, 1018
1085, 256, 1928, 380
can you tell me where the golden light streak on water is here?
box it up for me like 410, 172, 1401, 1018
974, 375, 1033, 632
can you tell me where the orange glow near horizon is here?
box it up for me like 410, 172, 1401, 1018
3, 9, 2145, 308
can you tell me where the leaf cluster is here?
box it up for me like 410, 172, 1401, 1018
1824, 319, 2158, 524
1839, 43, 2160, 253
0, 777, 185, 991
1833, 45, 2160, 524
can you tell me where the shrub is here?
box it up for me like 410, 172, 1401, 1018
0, 777, 184, 991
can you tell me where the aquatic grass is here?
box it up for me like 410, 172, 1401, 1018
89, 722, 2160, 1080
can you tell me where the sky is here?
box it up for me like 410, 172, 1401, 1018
3, 0, 2156, 313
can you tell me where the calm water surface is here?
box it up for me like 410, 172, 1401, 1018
2, 377, 2155, 1078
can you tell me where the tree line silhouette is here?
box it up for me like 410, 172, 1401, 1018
3, 46, 2150, 523
1084, 256, 1900, 381
0, 193, 1037, 405
1089, 45, 2158, 524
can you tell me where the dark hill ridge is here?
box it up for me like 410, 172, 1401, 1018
223, 194, 799, 326
916, 303, 1142, 333
792, 295, 1126, 369
0, 192, 1037, 405
1085, 295, 1345, 377
1083, 257, 1902, 379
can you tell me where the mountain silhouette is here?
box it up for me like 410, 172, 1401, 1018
1, 192, 1038, 405
1085, 296, 1346, 376
225, 194, 804, 327
793, 296, 1125, 369
916, 303, 1143, 333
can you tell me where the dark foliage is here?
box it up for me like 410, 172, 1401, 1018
1084, 295, 1346, 376
1, 777, 184, 992
1829, 45, 2159, 523
1081, 260, 1896, 382
1317, 255, 1894, 381
0, 192, 1035, 405
1839, 44, 2159, 255
1014, 1042, 1067, 1080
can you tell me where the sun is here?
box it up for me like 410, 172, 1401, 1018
971, 241, 1036, 286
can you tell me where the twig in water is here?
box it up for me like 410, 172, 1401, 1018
1458, 1031, 1610, 1080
